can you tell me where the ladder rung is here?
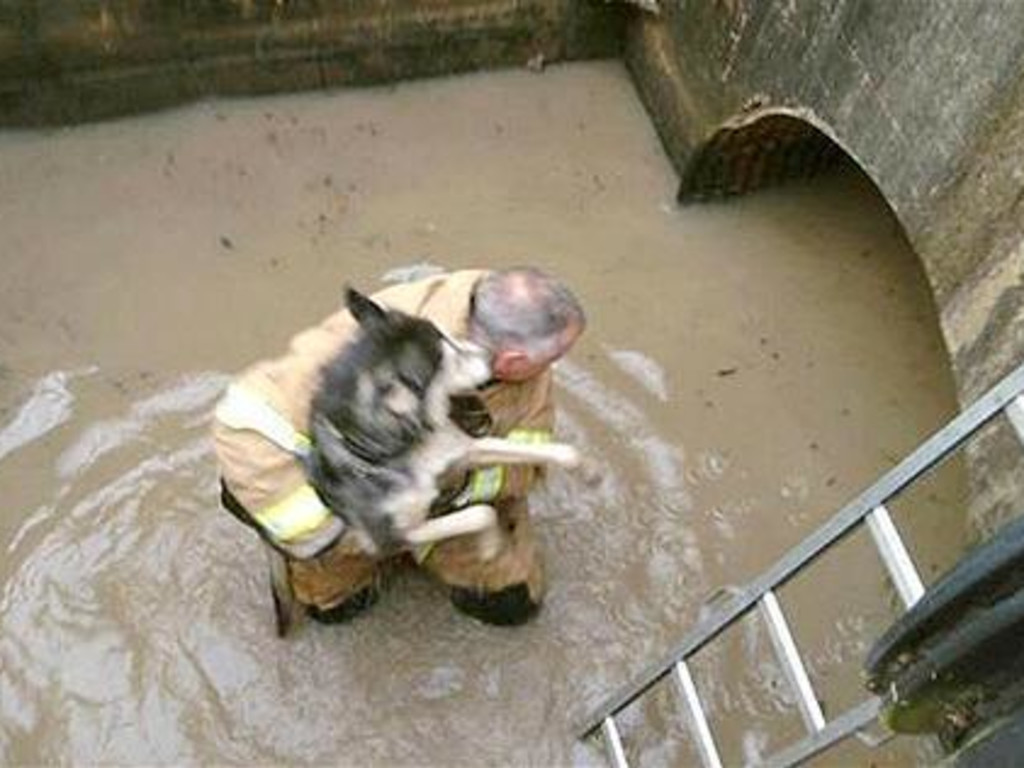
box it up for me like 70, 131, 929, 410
759, 591, 825, 732
601, 717, 629, 768
1005, 394, 1024, 445
672, 661, 724, 768
866, 504, 925, 608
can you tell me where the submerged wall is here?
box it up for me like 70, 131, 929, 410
625, 0, 1024, 537
0, 0, 624, 125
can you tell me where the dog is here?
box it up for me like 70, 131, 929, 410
304, 287, 580, 558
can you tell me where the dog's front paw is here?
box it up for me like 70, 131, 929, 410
547, 443, 582, 469
404, 504, 497, 547
477, 520, 504, 561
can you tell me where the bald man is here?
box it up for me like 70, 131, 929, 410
213, 268, 585, 631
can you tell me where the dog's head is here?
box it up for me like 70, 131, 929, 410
306, 287, 491, 550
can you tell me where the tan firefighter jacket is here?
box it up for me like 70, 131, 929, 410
212, 269, 554, 550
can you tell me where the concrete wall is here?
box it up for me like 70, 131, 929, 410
0, 0, 624, 125
625, 0, 1024, 537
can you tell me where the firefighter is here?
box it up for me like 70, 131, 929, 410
213, 267, 585, 632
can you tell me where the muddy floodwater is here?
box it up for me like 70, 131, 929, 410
0, 62, 966, 766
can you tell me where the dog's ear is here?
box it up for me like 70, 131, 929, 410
345, 287, 388, 332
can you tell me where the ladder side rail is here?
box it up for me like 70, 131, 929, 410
757, 696, 885, 768
578, 362, 1024, 739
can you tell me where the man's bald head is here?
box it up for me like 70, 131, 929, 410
469, 267, 585, 381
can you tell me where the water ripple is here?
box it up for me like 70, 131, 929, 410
606, 346, 670, 402
0, 368, 96, 464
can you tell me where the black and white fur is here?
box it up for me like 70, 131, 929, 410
305, 288, 579, 557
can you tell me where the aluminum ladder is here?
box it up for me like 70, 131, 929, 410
578, 361, 1024, 768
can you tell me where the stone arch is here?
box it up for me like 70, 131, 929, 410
677, 108, 854, 204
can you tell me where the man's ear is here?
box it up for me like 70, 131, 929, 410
345, 287, 388, 332
492, 348, 531, 379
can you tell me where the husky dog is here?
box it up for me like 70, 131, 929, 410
305, 288, 579, 557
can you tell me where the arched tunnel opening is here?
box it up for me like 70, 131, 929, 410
677, 111, 845, 203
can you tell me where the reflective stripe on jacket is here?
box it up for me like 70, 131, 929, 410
214, 384, 332, 543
